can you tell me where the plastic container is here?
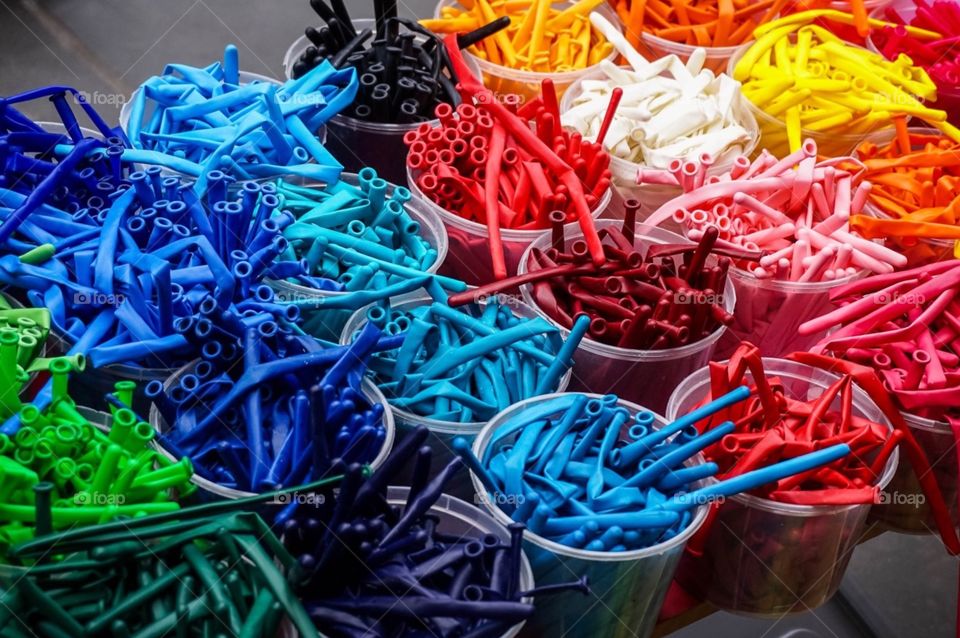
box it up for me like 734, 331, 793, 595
855, 126, 957, 267
283, 21, 481, 184
470, 392, 710, 638
518, 220, 736, 413
872, 411, 958, 533
433, 0, 622, 103
866, 0, 960, 126
339, 294, 572, 499
149, 360, 395, 500
727, 42, 891, 159
558, 69, 759, 225
667, 359, 899, 615
270, 172, 449, 341
408, 165, 613, 285
715, 265, 863, 359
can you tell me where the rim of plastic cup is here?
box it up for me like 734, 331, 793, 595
517, 219, 736, 361
727, 261, 865, 293
432, 0, 621, 83
269, 171, 449, 302
558, 67, 760, 177
339, 293, 572, 435
283, 23, 483, 134
120, 70, 281, 135
386, 485, 535, 638
726, 41, 894, 146
149, 359, 396, 499
470, 391, 710, 560
901, 409, 953, 433
666, 357, 900, 516
640, 30, 754, 57
407, 164, 613, 241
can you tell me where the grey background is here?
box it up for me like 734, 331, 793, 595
0, 0, 956, 636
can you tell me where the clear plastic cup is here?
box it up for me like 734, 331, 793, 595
339, 294, 572, 499
667, 359, 899, 615
639, 31, 760, 75
727, 42, 892, 159
433, 0, 622, 103
149, 359, 396, 500
715, 266, 863, 359
558, 68, 759, 225
283, 21, 481, 184
518, 220, 736, 413
408, 165, 613, 285
872, 411, 958, 533
866, 0, 960, 125
854, 126, 958, 267
470, 392, 710, 638
270, 172, 449, 341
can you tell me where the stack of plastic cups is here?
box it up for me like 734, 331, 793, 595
667, 359, 899, 615
866, 0, 960, 125
339, 295, 572, 498
469, 393, 709, 638
270, 172, 449, 341
433, 0, 622, 103
518, 221, 735, 413
283, 21, 480, 184
558, 71, 759, 226
408, 166, 612, 285
148, 360, 396, 500
855, 126, 957, 267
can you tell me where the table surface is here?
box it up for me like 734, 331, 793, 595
1, 1, 957, 636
